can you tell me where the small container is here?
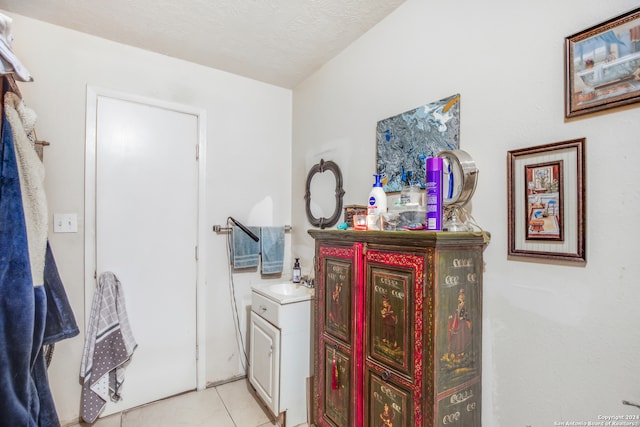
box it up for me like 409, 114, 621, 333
344, 205, 367, 229
353, 214, 368, 231
381, 211, 399, 231
400, 183, 422, 207
366, 214, 380, 230
293, 258, 301, 283
426, 157, 443, 231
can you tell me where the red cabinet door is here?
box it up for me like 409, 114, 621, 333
315, 243, 364, 427
364, 248, 427, 427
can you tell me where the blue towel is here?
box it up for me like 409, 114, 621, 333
232, 226, 260, 268
43, 241, 79, 346
0, 113, 60, 426
260, 226, 285, 275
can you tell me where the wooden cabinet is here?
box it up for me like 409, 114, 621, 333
308, 230, 489, 427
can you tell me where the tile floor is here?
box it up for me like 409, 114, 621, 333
67, 378, 291, 427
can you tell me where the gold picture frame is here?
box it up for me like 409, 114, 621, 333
565, 7, 640, 118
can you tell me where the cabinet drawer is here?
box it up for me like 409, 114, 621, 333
251, 291, 281, 327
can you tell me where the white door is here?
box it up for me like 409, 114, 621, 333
249, 311, 280, 416
85, 88, 205, 416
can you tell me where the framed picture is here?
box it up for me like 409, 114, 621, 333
524, 161, 563, 241
507, 138, 586, 262
565, 7, 640, 118
376, 94, 460, 192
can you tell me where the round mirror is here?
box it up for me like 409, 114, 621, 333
437, 150, 478, 207
304, 159, 344, 229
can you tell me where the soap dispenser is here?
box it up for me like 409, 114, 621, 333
367, 174, 387, 230
293, 258, 301, 283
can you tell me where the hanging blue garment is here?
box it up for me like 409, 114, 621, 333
43, 241, 79, 346
0, 113, 60, 426
31, 286, 53, 426
0, 112, 37, 425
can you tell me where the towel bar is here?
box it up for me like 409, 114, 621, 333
212, 224, 292, 234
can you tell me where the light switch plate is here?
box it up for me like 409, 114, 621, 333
53, 213, 78, 233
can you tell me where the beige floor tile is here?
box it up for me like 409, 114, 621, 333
70, 412, 122, 427
64, 378, 286, 427
216, 379, 275, 427
121, 387, 234, 427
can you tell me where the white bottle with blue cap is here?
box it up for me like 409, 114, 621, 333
367, 174, 387, 230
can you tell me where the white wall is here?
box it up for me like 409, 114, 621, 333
292, 0, 640, 425
2, 12, 292, 424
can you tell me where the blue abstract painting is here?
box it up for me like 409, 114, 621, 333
376, 94, 460, 192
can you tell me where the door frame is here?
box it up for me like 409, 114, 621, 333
84, 85, 208, 390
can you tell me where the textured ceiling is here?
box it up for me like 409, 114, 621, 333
0, 0, 406, 88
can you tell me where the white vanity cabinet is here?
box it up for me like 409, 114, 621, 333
249, 283, 313, 426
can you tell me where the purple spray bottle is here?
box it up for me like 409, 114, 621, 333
425, 157, 443, 231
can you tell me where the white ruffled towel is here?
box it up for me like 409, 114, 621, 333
80, 272, 137, 423
0, 13, 33, 82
